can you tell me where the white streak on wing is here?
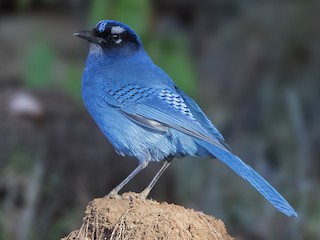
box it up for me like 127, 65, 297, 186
158, 90, 195, 120
111, 26, 126, 34
180, 102, 187, 108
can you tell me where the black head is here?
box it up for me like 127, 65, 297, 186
74, 20, 142, 50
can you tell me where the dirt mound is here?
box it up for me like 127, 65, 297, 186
62, 192, 233, 240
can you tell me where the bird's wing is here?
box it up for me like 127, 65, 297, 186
175, 87, 224, 139
174, 87, 232, 150
101, 83, 227, 151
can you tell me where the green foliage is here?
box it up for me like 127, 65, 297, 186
63, 64, 83, 101
88, 0, 110, 25
24, 38, 56, 89
23, 34, 82, 100
111, 0, 149, 34
7, 148, 35, 174
147, 35, 198, 96
88, 0, 149, 32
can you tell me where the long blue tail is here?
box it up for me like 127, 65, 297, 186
198, 140, 297, 217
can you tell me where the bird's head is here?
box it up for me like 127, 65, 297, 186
74, 20, 143, 57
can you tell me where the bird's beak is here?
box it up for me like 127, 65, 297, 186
74, 31, 95, 42
74, 30, 106, 45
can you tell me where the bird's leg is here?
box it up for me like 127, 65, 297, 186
106, 161, 148, 198
139, 160, 171, 199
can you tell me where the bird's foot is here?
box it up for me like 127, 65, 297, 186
138, 188, 151, 200
105, 190, 121, 199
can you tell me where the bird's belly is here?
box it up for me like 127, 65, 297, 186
83, 98, 198, 162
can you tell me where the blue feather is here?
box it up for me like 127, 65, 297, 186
196, 140, 297, 217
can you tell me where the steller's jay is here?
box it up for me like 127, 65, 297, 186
75, 20, 297, 217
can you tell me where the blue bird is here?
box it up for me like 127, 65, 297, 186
74, 20, 297, 217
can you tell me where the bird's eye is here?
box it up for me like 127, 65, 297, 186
112, 34, 119, 40
111, 34, 122, 44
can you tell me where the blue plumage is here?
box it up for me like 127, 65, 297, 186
75, 20, 297, 217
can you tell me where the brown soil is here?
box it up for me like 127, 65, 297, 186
62, 192, 233, 240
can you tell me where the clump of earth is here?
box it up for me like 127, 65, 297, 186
62, 192, 233, 240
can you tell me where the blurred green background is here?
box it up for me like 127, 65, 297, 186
0, 0, 318, 239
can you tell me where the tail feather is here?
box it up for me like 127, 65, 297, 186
198, 141, 297, 217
